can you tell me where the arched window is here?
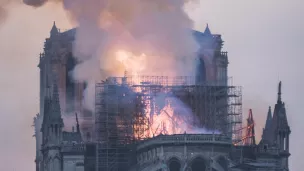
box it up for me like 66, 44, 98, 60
66, 54, 76, 113
168, 157, 181, 171
191, 157, 207, 171
195, 57, 207, 84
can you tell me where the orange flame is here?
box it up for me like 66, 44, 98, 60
115, 50, 146, 75
133, 95, 207, 140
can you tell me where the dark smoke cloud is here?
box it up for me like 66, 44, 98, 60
0, 0, 62, 25
23, 0, 47, 7
23, 0, 62, 7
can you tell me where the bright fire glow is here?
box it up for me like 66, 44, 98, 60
114, 50, 220, 140
115, 50, 147, 76
147, 100, 192, 136
133, 94, 219, 140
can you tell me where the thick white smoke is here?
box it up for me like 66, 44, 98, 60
61, 0, 200, 80
22, 0, 200, 110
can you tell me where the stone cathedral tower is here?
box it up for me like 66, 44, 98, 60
41, 84, 64, 171
271, 82, 291, 170
38, 22, 93, 140
33, 22, 292, 171
194, 24, 228, 86
34, 22, 90, 171
259, 81, 291, 171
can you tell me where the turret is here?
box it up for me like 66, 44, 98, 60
50, 21, 59, 37
265, 106, 273, 130
41, 86, 51, 137
262, 106, 272, 142
50, 83, 63, 122
41, 83, 64, 146
271, 81, 290, 170
204, 23, 212, 36
277, 81, 282, 104
244, 109, 256, 146
272, 82, 290, 150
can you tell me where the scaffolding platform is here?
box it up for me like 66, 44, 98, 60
94, 75, 242, 171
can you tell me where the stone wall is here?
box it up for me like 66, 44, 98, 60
135, 134, 231, 171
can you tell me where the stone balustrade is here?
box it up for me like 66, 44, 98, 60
137, 134, 231, 150
256, 148, 280, 155
61, 144, 85, 153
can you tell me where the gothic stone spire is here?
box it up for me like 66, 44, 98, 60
50, 21, 59, 37
277, 81, 282, 104
49, 83, 63, 123
262, 106, 273, 142
273, 81, 289, 129
204, 23, 212, 35
244, 109, 256, 145
270, 81, 290, 146
265, 106, 273, 131
41, 85, 52, 130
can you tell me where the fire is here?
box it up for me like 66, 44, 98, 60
135, 96, 204, 139
115, 50, 147, 76
114, 50, 218, 140
148, 104, 188, 136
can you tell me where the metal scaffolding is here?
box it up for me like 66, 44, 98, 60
94, 75, 242, 171
95, 81, 136, 171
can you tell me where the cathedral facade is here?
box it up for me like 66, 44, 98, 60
33, 22, 291, 171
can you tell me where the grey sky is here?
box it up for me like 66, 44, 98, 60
0, 0, 303, 170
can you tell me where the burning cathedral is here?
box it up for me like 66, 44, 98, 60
33, 22, 291, 171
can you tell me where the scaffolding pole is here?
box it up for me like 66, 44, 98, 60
94, 75, 243, 170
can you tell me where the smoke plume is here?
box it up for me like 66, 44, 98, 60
68, 0, 200, 79
23, 0, 62, 7
24, 0, 200, 76
23, 0, 200, 110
